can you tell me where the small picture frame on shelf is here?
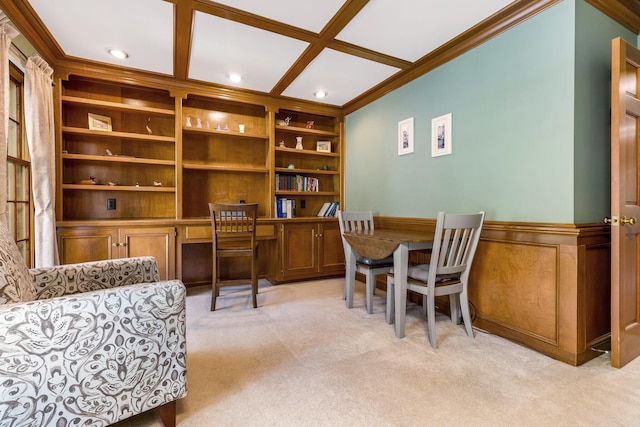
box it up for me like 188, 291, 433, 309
88, 113, 112, 132
316, 141, 331, 153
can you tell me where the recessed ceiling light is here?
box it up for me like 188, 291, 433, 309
107, 48, 129, 59
229, 73, 242, 83
314, 90, 327, 99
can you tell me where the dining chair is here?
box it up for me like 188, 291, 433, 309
337, 210, 393, 314
387, 211, 485, 348
209, 203, 259, 311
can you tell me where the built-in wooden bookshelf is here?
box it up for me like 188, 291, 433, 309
181, 96, 269, 218
274, 109, 341, 217
60, 76, 176, 220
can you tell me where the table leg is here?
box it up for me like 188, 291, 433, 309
394, 243, 408, 338
345, 244, 357, 309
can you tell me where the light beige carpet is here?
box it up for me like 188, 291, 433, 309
115, 278, 640, 426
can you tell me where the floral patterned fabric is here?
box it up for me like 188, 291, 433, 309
0, 244, 187, 426
0, 221, 36, 304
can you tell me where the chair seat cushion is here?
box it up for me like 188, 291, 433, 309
390, 263, 461, 283
356, 254, 394, 267
0, 222, 36, 304
406, 264, 430, 282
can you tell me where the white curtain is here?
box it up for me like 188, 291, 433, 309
25, 55, 59, 267
0, 12, 18, 226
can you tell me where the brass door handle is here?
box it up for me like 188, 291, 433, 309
621, 216, 637, 225
606, 216, 638, 225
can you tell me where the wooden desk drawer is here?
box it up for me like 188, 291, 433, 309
184, 224, 276, 240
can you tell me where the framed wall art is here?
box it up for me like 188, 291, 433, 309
431, 113, 452, 157
88, 113, 113, 132
316, 140, 331, 152
398, 117, 414, 155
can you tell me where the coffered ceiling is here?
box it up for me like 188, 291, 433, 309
1, 0, 639, 112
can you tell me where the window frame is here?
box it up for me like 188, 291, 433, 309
7, 60, 33, 267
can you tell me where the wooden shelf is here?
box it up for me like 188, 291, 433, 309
183, 126, 267, 139
275, 125, 339, 137
62, 95, 175, 116
275, 191, 339, 196
63, 184, 176, 192
62, 153, 175, 166
275, 167, 339, 175
182, 163, 268, 173
62, 126, 175, 143
274, 147, 339, 157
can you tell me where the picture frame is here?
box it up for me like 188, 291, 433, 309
88, 113, 112, 132
316, 140, 331, 153
398, 117, 414, 155
431, 113, 452, 157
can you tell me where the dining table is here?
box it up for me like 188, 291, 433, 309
342, 228, 433, 338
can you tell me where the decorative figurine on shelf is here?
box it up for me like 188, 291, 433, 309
216, 123, 221, 130
279, 140, 285, 148
153, 180, 163, 187
108, 181, 119, 186
306, 121, 314, 129
295, 136, 303, 150
135, 182, 140, 187
206, 121, 211, 129
105, 148, 113, 156
196, 118, 203, 128
284, 116, 291, 126
186, 116, 192, 127
146, 117, 153, 135
223, 123, 229, 131
78, 176, 97, 185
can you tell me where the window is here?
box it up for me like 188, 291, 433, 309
7, 62, 32, 267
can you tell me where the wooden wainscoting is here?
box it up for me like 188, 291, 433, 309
374, 216, 611, 366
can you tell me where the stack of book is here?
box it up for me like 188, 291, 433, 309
275, 174, 319, 192
316, 201, 339, 217
275, 198, 296, 218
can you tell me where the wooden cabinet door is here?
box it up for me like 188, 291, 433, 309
318, 222, 345, 274
278, 220, 345, 282
120, 227, 176, 280
280, 222, 317, 280
58, 227, 119, 264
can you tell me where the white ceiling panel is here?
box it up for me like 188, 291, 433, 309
189, 12, 310, 93
13, 0, 547, 107
336, 0, 514, 62
28, 0, 174, 75
209, 0, 348, 33
281, 48, 400, 105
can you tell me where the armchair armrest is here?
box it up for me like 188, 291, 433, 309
30, 256, 160, 300
0, 279, 187, 426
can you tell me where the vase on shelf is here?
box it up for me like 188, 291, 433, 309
295, 136, 303, 150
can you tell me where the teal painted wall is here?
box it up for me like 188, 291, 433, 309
345, 0, 633, 224
574, 1, 636, 223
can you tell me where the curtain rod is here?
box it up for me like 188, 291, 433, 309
9, 43, 56, 86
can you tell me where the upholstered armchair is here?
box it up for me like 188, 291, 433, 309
0, 222, 187, 426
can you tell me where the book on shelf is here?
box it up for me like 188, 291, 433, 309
275, 173, 319, 192
275, 197, 296, 218
317, 201, 338, 217
317, 202, 331, 217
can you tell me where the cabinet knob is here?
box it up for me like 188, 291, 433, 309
112, 242, 120, 247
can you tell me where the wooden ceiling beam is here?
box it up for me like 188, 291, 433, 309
173, 0, 193, 80
269, 0, 370, 96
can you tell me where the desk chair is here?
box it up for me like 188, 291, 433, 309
209, 203, 259, 311
337, 210, 393, 314
387, 211, 484, 348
